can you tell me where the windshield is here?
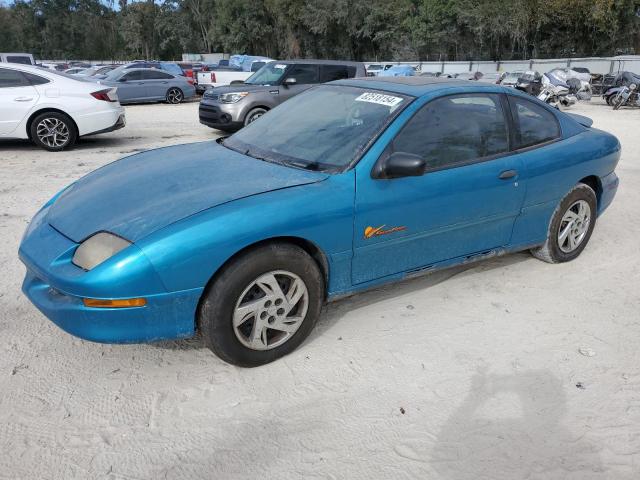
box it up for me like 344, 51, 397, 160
518, 72, 538, 82
244, 62, 288, 85
502, 72, 521, 82
35, 67, 90, 81
223, 85, 410, 172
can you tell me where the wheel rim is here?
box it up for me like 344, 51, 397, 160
557, 200, 591, 253
248, 110, 265, 123
167, 88, 182, 103
36, 118, 70, 148
233, 270, 309, 351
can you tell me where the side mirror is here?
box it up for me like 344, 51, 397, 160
118, 77, 127, 82
374, 151, 426, 179
283, 77, 297, 87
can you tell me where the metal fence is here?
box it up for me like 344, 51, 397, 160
366, 56, 640, 75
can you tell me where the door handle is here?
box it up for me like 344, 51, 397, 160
14, 97, 33, 102
498, 169, 518, 179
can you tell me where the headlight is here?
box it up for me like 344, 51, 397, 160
219, 92, 249, 103
72, 232, 131, 271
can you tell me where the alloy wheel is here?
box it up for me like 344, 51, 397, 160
247, 110, 266, 124
557, 200, 591, 253
233, 270, 309, 351
167, 88, 183, 104
36, 118, 70, 148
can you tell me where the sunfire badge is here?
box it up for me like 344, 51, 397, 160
364, 225, 407, 239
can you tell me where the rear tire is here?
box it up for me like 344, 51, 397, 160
29, 112, 77, 151
530, 184, 597, 264
166, 87, 184, 104
198, 243, 324, 367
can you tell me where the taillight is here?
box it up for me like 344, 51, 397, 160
210, 72, 216, 83
91, 89, 117, 102
187, 77, 194, 85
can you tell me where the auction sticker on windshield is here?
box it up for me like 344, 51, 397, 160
355, 92, 403, 107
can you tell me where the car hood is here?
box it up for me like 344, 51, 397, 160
47, 141, 328, 243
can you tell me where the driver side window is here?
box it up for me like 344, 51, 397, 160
392, 94, 509, 172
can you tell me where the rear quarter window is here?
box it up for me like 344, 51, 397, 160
509, 97, 561, 149
23, 72, 50, 85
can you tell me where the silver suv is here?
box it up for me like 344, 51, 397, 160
199, 59, 366, 132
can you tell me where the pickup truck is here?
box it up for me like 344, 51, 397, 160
196, 67, 254, 92
195, 57, 273, 92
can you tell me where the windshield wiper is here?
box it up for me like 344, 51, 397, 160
282, 160, 323, 171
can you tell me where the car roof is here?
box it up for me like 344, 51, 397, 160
273, 59, 364, 66
332, 76, 484, 96
122, 67, 174, 74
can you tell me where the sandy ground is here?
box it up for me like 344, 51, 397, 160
0, 98, 639, 480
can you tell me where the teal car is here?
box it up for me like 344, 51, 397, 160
19, 77, 620, 366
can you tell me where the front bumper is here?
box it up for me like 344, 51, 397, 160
19, 213, 201, 344
198, 100, 244, 130
21, 270, 201, 343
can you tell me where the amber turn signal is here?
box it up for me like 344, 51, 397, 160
83, 297, 147, 308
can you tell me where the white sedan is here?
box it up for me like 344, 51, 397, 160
0, 63, 125, 151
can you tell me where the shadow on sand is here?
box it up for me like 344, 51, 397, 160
430, 368, 604, 479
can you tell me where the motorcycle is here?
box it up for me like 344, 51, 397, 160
537, 73, 577, 108
611, 83, 640, 110
515, 71, 543, 96
548, 67, 592, 101
603, 71, 640, 106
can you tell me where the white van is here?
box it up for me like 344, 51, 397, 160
0, 53, 35, 65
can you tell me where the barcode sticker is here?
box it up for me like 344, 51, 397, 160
355, 92, 403, 107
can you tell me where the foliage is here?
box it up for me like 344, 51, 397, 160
0, 0, 638, 61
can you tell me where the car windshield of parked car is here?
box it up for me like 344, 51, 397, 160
223, 85, 410, 172
502, 72, 521, 83
34, 67, 88, 81
244, 62, 289, 85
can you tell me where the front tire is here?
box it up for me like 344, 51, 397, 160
198, 243, 324, 367
29, 112, 77, 151
531, 184, 597, 264
166, 87, 184, 104
244, 107, 268, 126
612, 96, 624, 110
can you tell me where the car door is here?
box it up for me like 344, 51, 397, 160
141, 69, 173, 99
116, 70, 145, 102
0, 67, 39, 136
277, 64, 320, 103
352, 93, 526, 284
